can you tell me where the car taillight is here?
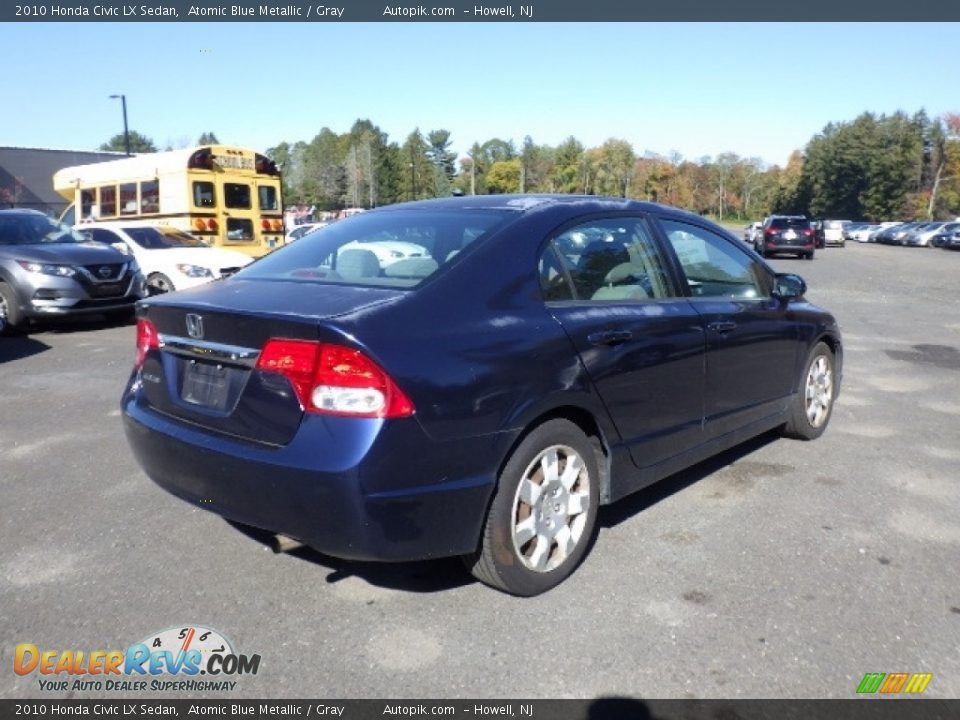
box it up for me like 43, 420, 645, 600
803, 228, 813, 236
135, 318, 160, 369
255, 340, 414, 418
261, 219, 271, 231
765, 228, 776, 235
206, 218, 218, 232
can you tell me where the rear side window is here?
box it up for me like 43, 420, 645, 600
238, 209, 514, 289
548, 217, 676, 302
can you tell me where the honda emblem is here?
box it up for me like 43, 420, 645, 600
185, 313, 204, 339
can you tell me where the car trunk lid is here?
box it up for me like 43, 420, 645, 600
135, 279, 404, 445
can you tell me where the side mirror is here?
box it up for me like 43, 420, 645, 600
773, 273, 806, 300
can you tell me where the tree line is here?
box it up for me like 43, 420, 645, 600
102, 111, 960, 221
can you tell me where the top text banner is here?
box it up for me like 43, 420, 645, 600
4, 0, 958, 22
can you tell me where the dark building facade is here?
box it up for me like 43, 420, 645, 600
0, 147, 123, 219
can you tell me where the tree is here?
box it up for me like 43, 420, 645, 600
197, 132, 220, 145
594, 139, 635, 197
99, 131, 156, 153
485, 159, 522, 193
550, 137, 584, 194
426, 130, 457, 197
400, 130, 433, 201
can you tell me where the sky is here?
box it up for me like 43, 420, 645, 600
2, 22, 958, 168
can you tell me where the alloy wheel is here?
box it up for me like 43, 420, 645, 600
805, 355, 834, 428
511, 444, 592, 573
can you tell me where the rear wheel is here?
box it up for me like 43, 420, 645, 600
0, 282, 26, 336
805, 252, 815, 260
783, 341, 836, 440
147, 273, 175, 295
466, 419, 599, 596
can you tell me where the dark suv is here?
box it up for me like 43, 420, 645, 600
756, 215, 816, 260
0, 209, 147, 335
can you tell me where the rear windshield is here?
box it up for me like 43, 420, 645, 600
237, 208, 514, 288
770, 218, 810, 229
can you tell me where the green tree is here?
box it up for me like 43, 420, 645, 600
426, 130, 457, 196
99, 131, 156, 153
485, 158, 522, 193
550, 137, 584, 194
400, 129, 433, 200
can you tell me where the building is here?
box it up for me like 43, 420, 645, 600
0, 147, 124, 219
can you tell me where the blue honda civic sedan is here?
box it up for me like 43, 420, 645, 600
123, 195, 842, 595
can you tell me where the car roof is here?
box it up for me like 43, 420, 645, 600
366, 193, 711, 224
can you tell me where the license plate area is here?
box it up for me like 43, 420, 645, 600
182, 360, 229, 410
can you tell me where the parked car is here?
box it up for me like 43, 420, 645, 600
902, 222, 949, 247
930, 222, 960, 248
743, 221, 762, 244
821, 220, 850, 247
123, 195, 842, 596
0, 209, 146, 335
876, 222, 923, 245
867, 221, 903, 243
848, 223, 880, 243
809, 220, 825, 249
756, 215, 816, 259
285, 222, 330, 244
81, 223, 253, 295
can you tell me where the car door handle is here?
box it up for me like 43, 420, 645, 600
588, 330, 633, 346
707, 320, 737, 333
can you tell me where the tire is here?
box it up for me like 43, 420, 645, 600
466, 419, 600, 596
783, 341, 836, 441
147, 273, 175, 295
805, 252, 815, 260
0, 282, 26, 336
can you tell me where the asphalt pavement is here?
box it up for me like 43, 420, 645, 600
1, 241, 958, 700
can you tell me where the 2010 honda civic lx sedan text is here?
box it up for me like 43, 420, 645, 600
123, 195, 842, 596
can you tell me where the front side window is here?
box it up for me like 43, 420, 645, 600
661, 219, 771, 299
224, 183, 251, 209
193, 181, 215, 208
258, 185, 278, 211
548, 217, 676, 302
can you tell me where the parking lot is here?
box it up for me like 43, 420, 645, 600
1, 241, 958, 699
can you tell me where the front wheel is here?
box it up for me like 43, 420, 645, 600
783, 342, 836, 440
0, 282, 26, 336
466, 419, 600, 596
147, 273, 175, 295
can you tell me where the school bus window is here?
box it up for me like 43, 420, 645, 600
141, 180, 159, 213
119, 183, 138, 215
259, 186, 278, 211
99, 185, 117, 217
227, 218, 254, 241
193, 181, 215, 208
81, 189, 95, 219
224, 183, 251, 209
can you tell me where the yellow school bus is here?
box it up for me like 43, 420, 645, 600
53, 145, 284, 256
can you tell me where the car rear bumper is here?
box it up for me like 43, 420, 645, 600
122, 393, 500, 562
